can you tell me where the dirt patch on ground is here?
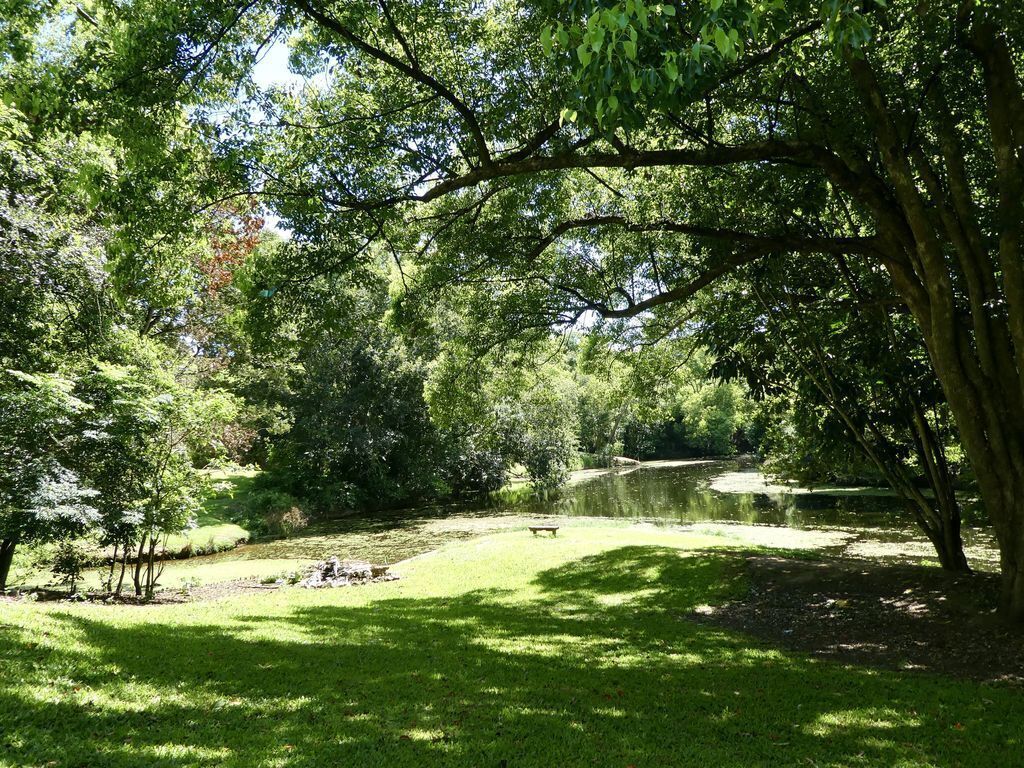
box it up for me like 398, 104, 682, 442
143, 579, 284, 604
1, 579, 284, 605
692, 554, 1024, 684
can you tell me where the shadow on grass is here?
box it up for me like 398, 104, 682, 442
2, 546, 1019, 767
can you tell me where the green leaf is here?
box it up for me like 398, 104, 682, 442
665, 59, 679, 81
662, 4, 677, 16
577, 43, 593, 66
636, 3, 649, 27
714, 26, 730, 56
623, 39, 637, 60
540, 26, 552, 56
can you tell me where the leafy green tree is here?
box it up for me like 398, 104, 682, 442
0, 372, 99, 590
704, 256, 971, 570
504, 365, 580, 489
77, 337, 235, 597
242, 245, 509, 509
0, 101, 111, 590
1, 21, 247, 597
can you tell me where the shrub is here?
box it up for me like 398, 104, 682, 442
267, 505, 309, 538
51, 541, 91, 594
246, 490, 309, 538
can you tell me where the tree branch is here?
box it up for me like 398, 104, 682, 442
292, 0, 493, 166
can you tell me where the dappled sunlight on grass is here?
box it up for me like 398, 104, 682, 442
2, 529, 1021, 766
806, 707, 923, 736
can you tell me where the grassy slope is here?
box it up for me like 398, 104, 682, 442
2, 528, 1021, 767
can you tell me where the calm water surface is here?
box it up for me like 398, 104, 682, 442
490, 459, 989, 536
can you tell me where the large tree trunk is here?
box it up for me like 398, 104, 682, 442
1003, 533, 1024, 620
844, 29, 1024, 619
0, 539, 15, 592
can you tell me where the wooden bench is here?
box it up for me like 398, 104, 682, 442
529, 525, 559, 537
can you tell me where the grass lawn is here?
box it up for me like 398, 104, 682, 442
1, 527, 1021, 767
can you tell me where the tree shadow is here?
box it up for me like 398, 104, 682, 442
2, 546, 1020, 766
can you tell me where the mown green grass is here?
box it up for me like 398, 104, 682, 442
1, 528, 1020, 767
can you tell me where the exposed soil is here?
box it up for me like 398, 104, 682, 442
0, 579, 283, 605
692, 554, 1024, 685
137, 579, 284, 604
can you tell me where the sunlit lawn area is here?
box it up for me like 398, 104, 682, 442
2, 527, 1020, 767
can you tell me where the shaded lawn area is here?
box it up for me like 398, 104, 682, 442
1, 529, 1021, 767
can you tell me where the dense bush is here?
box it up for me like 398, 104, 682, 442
245, 489, 309, 538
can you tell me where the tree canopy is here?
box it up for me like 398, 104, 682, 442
4, 0, 1024, 620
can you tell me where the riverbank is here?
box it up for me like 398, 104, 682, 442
502, 458, 724, 492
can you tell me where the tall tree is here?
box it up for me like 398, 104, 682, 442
261, 0, 1024, 617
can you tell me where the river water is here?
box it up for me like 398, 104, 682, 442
494, 459, 982, 527
482, 459, 997, 569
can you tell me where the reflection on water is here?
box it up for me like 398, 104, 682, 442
490, 460, 989, 542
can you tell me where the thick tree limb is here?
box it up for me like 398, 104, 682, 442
531, 215, 880, 261
417, 141, 816, 202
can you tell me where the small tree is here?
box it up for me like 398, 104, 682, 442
0, 372, 97, 591
79, 336, 234, 597
51, 540, 91, 595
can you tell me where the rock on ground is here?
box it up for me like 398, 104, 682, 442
298, 557, 398, 588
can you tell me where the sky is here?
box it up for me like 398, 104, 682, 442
252, 39, 302, 89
